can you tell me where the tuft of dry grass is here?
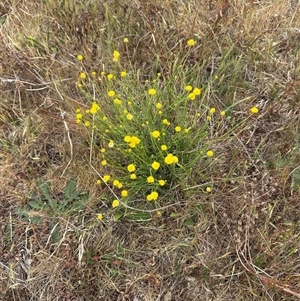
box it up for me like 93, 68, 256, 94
1, 0, 300, 300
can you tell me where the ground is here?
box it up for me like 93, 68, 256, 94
0, 0, 300, 300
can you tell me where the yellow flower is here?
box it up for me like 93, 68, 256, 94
188, 93, 196, 100
108, 90, 115, 97
185, 85, 193, 91
91, 102, 100, 114
91, 71, 97, 77
187, 39, 195, 46
108, 140, 114, 148
112, 200, 120, 208
97, 213, 103, 220
117, 182, 123, 189
126, 113, 133, 120
151, 130, 160, 138
101, 148, 106, 153
114, 98, 122, 105
77, 54, 83, 61
151, 191, 158, 200
101, 160, 107, 166
161, 144, 168, 151
121, 190, 128, 197
120, 71, 127, 77
172, 155, 178, 163
96, 179, 101, 185
164, 153, 174, 164
220, 110, 226, 116
206, 150, 214, 157
147, 176, 155, 183
175, 126, 181, 132
162, 119, 170, 125
206, 187, 212, 192
156, 103, 162, 109
127, 136, 140, 148
130, 173, 137, 180
76, 113, 83, 119
103, 175, 111, 182
146, 191, 159, 201
107, 73, 114, 80
148, 88, 156, 95
113, 50, 120, 62
101, 71, 105, 76
84, 121, 90, 127
113, 180, 120, 187
207, 116, 212, 121
151, 161, 160, 170
209, 107, 216, 114
80, 72, 86, 79
158, 180, 166, 186
124, 136, 131, 143
193, 87, 201, 96
127, 164, 136, 172
184, 128, 189, 133
123, 37, 129, 43
250, 107, 259, 114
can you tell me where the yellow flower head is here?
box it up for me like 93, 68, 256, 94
175, 126, 182, 132
206, 150, 214, 157
147, 176, 155, 183
151, 130, 160, 138
123, 37, 129, 43
126, 113, 133, 120
188, 93, 196, 100
121, 190, 128, 197
162, 119, 170, 125
107, 73, 114, 80
250, 107, 259, 114
77, 54, 83, 61
114, 98, 122, 105
80, 72, 86, 79
127, 164, 136, 172
108, 140, 114, 148
187, 39, 195, 46
146, 191, 159, 201
101, 160, 107, 166
120, 71, 127, 77
164, 153, 174, 164
108, 90, 115, 97
209, 107, 216, 114
206, 186, 212, 193
103, 175, 111, 182
185, 85, 193, 91
97, 213, 103, 220
112, 200, 120, 208
148, 88, 156, 95
113, 50, 120, 62
151, 161, 160, 170
161, 144, 168, 151
158, 180, 166, 186
156, 103, 162, 109
130, 173, 137, 180
113, 180, 120, 187
193, 87, 201, 96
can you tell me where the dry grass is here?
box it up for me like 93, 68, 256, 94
1, 0, 300, 300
